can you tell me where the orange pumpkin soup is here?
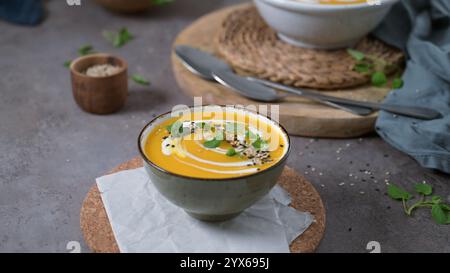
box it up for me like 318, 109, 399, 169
143, 110, 288, 179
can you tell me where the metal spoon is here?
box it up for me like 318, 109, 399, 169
175, 45, 442, 120
175, 45, 373, 116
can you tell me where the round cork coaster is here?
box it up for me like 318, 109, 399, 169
80, 157, 326, 253
216, 7, 404, 90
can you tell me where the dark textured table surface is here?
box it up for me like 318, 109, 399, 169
0, 0, 449, 253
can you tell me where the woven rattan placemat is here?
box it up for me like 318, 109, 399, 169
216, 7, 404, 90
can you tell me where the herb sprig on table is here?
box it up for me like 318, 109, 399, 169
387, 183, 450, 225
103, 28, 134, 48
64, 44, 96, 67
347, 48, 403, 89
131, 74, 151, 86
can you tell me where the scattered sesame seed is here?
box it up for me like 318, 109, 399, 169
337, 157, 341, 161
349, 173, 353, 177
320, 184, 325, 188
385, 172, 390, 175
338, 182, 345, 186
311, 167, 316, 172
360, 191, 365, 195
350, 183, 355, 186
304, 171, 309, 175
319, 172, 323, 176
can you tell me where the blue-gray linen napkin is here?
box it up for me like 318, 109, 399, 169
374, 0, 450, 174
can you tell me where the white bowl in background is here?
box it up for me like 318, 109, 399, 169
253, 0, 399, 49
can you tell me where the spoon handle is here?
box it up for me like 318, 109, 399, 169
250, 78, 442, 120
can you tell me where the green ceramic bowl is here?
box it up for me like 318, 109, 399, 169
138, 106, 291, 222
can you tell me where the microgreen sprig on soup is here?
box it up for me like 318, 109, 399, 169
164, 120, 274, 166
347, 48, 403, 89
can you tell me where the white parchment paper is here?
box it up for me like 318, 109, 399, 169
96, 168, 314, 253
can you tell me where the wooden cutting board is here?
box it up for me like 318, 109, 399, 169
171, 3, 394, 138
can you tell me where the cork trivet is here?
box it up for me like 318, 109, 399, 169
80, 157, 326, 253
216, 7, 404, 90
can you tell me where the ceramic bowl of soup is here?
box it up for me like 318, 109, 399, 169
138, 106, 290, 222
254, 0, 399, 49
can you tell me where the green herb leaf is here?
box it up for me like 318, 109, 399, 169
431, 204, 447, 225
171, 121, 190, 137
347, 49, 365, 61
132, 74, 150, 86
153, 0, 173, 5
64, 60, 72, 68
387, 184, 411, 201
166, 124, 173, 133
414, 183, 433, 196
252, 138, 262, 149
392, 77, 404, 89
431, 195, 442, 204
226, 148, 237, 157
371, 71, 387, 87
103, 28, 134, 48
203, 138, 222, 149
246, 130, 258, 142
78, 44, 94, 56
440, 204, 450, 211
353, 63, 372, 74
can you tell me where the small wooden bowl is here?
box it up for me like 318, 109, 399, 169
94, 0, 154, 13
70, 54, 128, 115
